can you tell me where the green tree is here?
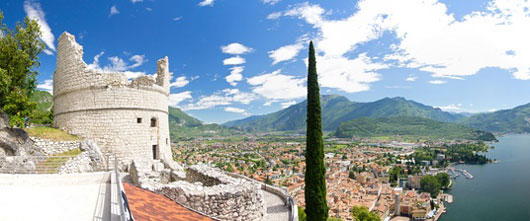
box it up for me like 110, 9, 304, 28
304, 41, 328, 221
420, 175, 441, 197
298, 206, 307, 221
225, 164, 234, 172
349, 170, 356, 179
351, 206, 381, 221
0, 11, 45, 127
435, 172, 450, 189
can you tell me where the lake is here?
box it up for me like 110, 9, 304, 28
440, 134, 530, 221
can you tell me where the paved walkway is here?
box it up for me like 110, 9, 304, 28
0, 172, 111, 221
262, 190, 290, 221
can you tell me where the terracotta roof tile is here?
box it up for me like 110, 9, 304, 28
123, 183, 214, 221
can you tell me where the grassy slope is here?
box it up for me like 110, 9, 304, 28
24, 127, 81, 141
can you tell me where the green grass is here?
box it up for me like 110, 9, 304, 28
24, 127, 81, 141
37, 148, 83, 174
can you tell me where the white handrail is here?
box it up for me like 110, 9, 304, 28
114, 157, 134, 221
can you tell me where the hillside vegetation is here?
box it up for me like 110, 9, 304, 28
334, 116, 497, 141
169, 106, 242, 140
458, 103, 530, 133
29, 90, 53, 124
224, 95, 465, 132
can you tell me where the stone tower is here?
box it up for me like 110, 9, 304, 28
53, 32, 172, 164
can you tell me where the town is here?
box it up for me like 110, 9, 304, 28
173, 137, 486, 221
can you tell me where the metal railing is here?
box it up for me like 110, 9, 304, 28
114, 157, 134, 221
288, 196, 298, 221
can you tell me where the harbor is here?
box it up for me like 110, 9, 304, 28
448, 167, 473, 179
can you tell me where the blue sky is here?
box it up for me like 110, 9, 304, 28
2, 0, 530, 123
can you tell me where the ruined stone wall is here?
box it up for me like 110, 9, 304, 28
53, 32, 172, 164
31, 138, 80, 155
130, 160, 265, 221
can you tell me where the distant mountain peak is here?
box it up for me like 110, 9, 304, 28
223, 95, 465, 132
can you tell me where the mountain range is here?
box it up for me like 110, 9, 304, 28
222, 94, 530, 135
223, 95, 466, 132
31, 91, 530, 139
456, 103, 530, 133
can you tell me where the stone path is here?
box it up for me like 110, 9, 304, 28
263, 190, 290, 221
0, 172, 111, 221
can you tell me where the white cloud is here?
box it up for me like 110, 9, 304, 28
128, 55, 146, 69
267, 12, 282, 20
281, 101, 296, 109
123, 71, 146, 79
131, 0, 143, 3
24, 0, 55, 53
405, 75, 417, 82
226, 66, 244, 86
87, 52, 104, 70
316, 53, 384, 93
226, 89, 256, 104
198, 0, 214, 7
87, 52, 147, 79
247, 70, 306, 100
435, 104, 462, 112
109, 5, 119, 16
224, 107, 246, 114
285, 0, 530, 82
269, 42, 304, 65
262, 0, 281, 5
223, 56, 246, 65
169, 91, 192, 107
221, 43, 253, 55
37, 79, 53, 93
123, 71, 145, 79
104, 56, 128, 72
429, 80, 447, 85
285, 2, 325, 26
173, 17, 182, 21
146, 8, 152, 11
42, 49, 53, 55
280, 4, 387, 93
435, 103, 487, 113
170, 76, 190, 88
182, 89, 256, 110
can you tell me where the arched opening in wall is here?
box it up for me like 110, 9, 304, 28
150, 117, 157, 127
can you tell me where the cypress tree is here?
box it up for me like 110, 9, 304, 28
304, 41, 328, 220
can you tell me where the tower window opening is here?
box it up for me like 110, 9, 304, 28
151, 118, 157, 127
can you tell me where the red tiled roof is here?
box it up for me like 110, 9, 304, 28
123, 183, 214, 221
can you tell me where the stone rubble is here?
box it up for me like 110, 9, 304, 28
58, 140, 106, 174
129, 159, 265, 220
